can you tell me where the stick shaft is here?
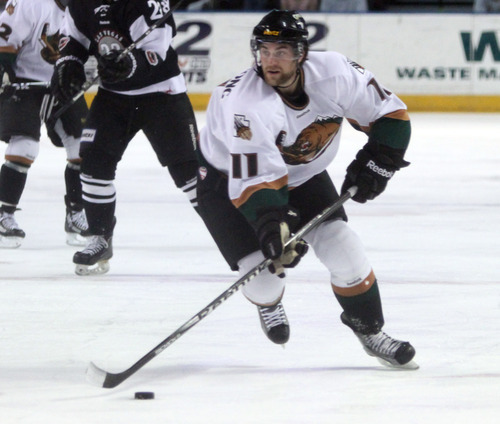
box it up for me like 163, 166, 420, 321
87, 186, 357, 388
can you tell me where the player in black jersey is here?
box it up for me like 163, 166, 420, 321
51, 0, 199, 275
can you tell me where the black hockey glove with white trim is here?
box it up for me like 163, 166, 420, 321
0, 60, 15, 87
0, 59, 16, 98
341, 142, 409, 203
97, 50, 136, 84
51, 56, 86, 104
253, 207, 309, 278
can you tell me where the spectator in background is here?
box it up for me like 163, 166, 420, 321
214, 0, 244, 8
473, 0, 500, 12
280, 0, 318, 10
185, 0, 213, 10
186, 0, 244, 10
320, 0, 368, 12
368, 0, 388, 11
244, 0, 280, 10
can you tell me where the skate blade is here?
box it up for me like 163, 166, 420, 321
0, 235, 23, 248
66, 232, 88, 247
375, 357, 420, 370
75, 260, 110, 276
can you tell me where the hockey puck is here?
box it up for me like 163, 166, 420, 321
134, 391, 155, 400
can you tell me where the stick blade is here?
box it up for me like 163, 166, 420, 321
86, 361, 131, 388
86, 361, 108, 387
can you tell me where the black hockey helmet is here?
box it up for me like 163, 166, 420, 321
251, 10, 309, 62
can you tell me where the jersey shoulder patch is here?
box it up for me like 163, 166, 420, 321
5, 0, 18, 15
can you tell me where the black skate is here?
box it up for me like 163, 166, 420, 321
65, 207, 89, 246
257, 302, 290, 345
73, 234, 113, 276
341, 312, 418, 370
0, 210, 25, 248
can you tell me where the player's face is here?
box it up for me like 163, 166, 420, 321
259, 42, 300, 88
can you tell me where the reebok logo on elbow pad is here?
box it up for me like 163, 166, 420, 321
366, 160, 394, 178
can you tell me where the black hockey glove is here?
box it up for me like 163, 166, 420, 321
51, 57, 86, 104
0, 83, 16, 100
97, 50, 136, 84
0, 61, 16, 98
341, 143, 409, 203
253, 207, 309, 278
0, 61, 15, 86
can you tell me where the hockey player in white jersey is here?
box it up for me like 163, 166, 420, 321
197, 10, 417, 368
0, 0, 88, 248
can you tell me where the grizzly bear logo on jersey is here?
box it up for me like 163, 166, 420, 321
39, 24, 61, 64
278, 116, 342, 165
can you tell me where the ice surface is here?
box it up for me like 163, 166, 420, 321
1, 112, 499, 423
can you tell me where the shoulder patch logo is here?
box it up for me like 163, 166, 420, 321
198, 166, 207, 180
58, 36, 70, 51
348, 59, 365, 75
6, 0, 17, 15
234, 114, 252, 140
146, 51, 159, 66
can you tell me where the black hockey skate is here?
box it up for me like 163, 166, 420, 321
341, 312, 419, 370
73, 234, 113, 276
64, 203, 89, 246
257, 302, 290, 345
0, 210, 25, 248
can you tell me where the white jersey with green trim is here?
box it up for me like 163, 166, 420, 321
0, 0, 64, 81
199, 51, 407, 206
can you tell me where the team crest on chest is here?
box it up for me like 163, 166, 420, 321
278, 115, 343, 165
96, 30, 126, 55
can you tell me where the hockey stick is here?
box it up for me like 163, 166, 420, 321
0, 81, 50, 96
1, 81, 50, 90
48, 0, 189, 124
86, 186, 358, 389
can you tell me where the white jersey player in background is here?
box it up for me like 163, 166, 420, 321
0, 0, 88, 248
197, 10, 418, 368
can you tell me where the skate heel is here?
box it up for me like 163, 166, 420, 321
73, 234, 113, 276
0, 234, 23, 248
341, 312, 419, 370
65, 199, 89, 246
75, 260, 111, 276
0, 210, 25, 249
66, 231, 88, 247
